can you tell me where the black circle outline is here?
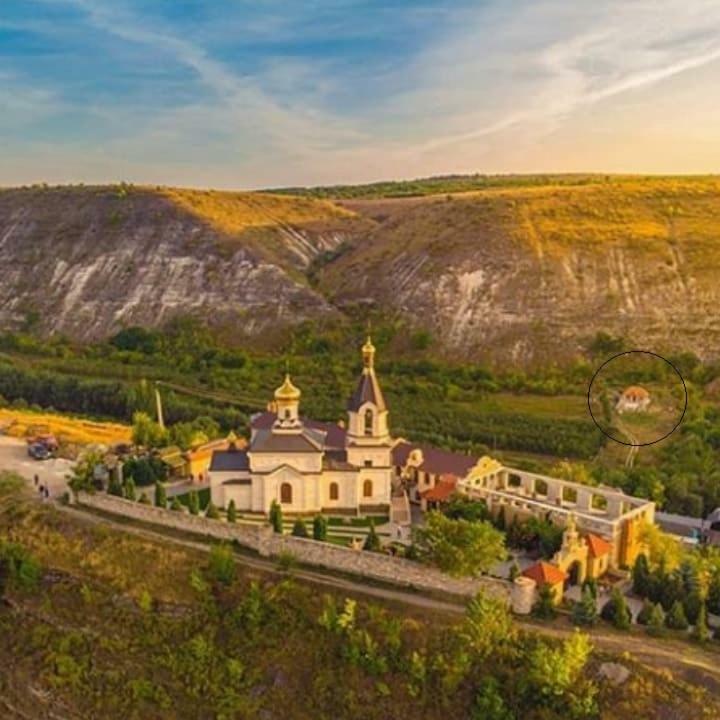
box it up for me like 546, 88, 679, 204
587, 350, 688, 447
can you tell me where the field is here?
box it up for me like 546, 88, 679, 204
0, 407, 131, 447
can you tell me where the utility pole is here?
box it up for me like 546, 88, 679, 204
155, 385, 165, 430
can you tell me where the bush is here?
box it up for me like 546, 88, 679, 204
154, 481, 167, 508
292, 518, 308, 538
207, 544, 235, 586
533, 584, 557, 620
636, 598, 654, 625
205, 501, 220, 520
363, 519, 382, 552
170, 497, 183, 512
124, 477, 136, 501
269, 501, 283, 534
313, 515, 328, 541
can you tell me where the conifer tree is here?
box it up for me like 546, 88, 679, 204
292, 517, 309, 538
269, 500, 283, 533
188, 490, 200, 516
647, 603, 665, 636
666, 600, 689, 631
572, 586, 597, 626
313, 514, 328, 541
205, 501, 220, 519
154, 481, 167, 508
363, 519, 382, 552
636, 598, 654, 625
108, 476, 123, 497
532, 583, 557, 620
227, 499, 237, 523
632, 554, 651, 597
601, 588, 631, 630
170, 497, 183, 512
124, 477, 137, 501
691, 602, 710, 644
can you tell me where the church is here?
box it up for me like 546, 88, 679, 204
208, 337, 393, 516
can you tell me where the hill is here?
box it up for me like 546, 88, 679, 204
3, 177, 720, 363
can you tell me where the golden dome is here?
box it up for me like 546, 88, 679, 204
362, 335, 376, 368
275, 373, 301, 401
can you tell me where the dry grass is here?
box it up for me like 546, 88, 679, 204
0, 407, 131, 446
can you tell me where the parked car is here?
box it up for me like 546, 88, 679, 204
28, 442, 51, 460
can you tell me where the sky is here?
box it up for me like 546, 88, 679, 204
3, 0, 720, 188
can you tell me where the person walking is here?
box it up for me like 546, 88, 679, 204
34, 473, 39, 487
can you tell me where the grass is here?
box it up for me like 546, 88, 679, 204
0, 406, 131, 446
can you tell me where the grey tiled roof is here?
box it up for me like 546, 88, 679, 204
251, 428, 325, 453
210, 450, 250, 472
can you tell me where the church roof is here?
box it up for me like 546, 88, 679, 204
209, 449, 250, 472
251, 427, 325, 454
522, 561, 567, 586
392, 441, 478, 477
585, 533, 612, 558
420, 475, 458, 502
251, 412, 347, 450
347, 370, 386, 412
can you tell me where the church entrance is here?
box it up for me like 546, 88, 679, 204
567, 560, 582, 587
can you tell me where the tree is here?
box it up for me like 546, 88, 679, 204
363, 519, 382, 552
443, 494, 489, 522
461, 592, 517, 661
636, 598, 654, 625
572, 586, 597, 626
131, 411, 168, 449
647, 603, 665, 636
527, 630, 593, 698
226, 500, 237, 523
412, 512, 505, 577
170, 497, 183, 512
269, 500, 283, 534
508, 561, 520, 582
313, 515, 328, 541
205, 501, 220, 520
207, 544, 235, 586
292, 518, 308, 538
601, 588, 631, 630
632, 553, 651, 597
108, 476, 123, 497
691, 602, 711, 644
533, 583, 557, 619
124, 477, 136, 501
188, 491, 200, 516
471, 677, 513, 720
67, 450, 104, 496
494, 506, 506, 532
666, 600, 689, 631
154, 481, 167, 508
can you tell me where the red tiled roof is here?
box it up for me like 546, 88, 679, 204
420, 476, 458, 502
522, 561, 567, 586
585, 533, 612, 558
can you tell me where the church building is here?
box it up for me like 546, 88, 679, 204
208, 338, 393, 516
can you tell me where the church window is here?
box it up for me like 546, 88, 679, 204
280, 482, 292, 504
364, 409, 373, 435
329, 482, 339, 500
363, 479, 373, 497
364, 460, 372, 467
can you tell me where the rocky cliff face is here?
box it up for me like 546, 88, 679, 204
0, 186, 361, 343
2, 179, 720, 363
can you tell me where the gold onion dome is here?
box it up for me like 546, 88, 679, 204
362, 336, 375, 354
275, 373, 301, 401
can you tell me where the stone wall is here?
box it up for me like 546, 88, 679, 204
77, 492, 508, 600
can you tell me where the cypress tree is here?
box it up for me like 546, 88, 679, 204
227, 499, 237, 523
601, 588, 631, 630
572, 586, 598, 626
269, 500, 283, 533
124, 477, 137, 501
292, 517, 309, 538
108, 476, 123, 497
532, 583, 556, 620
691, 602, 711, 644
632, 554, 651, 597
363, 519, 382, 552
636, 598, 654, 625
188, 490, 200, 516
313, 514, 328, 541
666, 600, 689, 631
154, 481, 167, 508
647, 603, 665, 637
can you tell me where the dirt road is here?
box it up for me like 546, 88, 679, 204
0, 436, 72, 497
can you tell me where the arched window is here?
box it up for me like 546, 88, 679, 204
329, 482, 339, 501
364, 408, 373, 435
363, 479, 373, 498
280, 482, 292, 504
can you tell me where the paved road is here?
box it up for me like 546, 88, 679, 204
0, 435, 72, 498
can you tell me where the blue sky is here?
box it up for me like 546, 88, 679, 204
3, 0, 720, 188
